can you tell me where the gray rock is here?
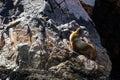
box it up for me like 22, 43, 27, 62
0, 0, 112, 80
17, 43, 30, 68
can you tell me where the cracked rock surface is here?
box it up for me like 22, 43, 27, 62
0, 0, 111, 80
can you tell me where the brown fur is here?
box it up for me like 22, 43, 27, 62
69, 28, 96, 60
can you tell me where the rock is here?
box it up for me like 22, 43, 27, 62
0, 0, 112, 80
17, 43, 30, 68
80, 0, 95, 16
28, 42, 48, 69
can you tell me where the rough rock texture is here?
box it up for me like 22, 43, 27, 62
0, 0, 111, 80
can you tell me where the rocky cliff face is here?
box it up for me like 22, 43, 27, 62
0, 0, 111, 80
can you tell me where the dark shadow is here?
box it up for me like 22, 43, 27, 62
92, 0, 120, 79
